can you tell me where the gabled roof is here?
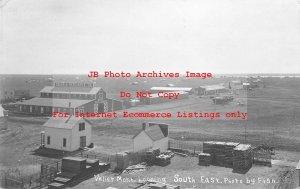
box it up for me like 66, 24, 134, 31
40, 86, 102, 94
144, 125, 165, 141
133, 125, 166, 141
16, 97, 93, 108
43, 116, 91, 129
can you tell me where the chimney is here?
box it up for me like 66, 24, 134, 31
142, 122, 147, 130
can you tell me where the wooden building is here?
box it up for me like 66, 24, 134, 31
15, 82, 123, 115
41, 116, 92, 151
133, 122, 169, 152
196, 85, 228, 96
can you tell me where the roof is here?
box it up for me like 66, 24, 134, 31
199, 85, 226, 91
150, 87, 193, 92
133, 125, 166, 141
40, 86, 102, 94
144, 125, 166, 141
16, 97, 93, 108
147, 91, 188, 98
43, 116, 90, 129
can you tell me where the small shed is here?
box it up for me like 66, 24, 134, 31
42, 116, 92, 151
133, 122, 169, 152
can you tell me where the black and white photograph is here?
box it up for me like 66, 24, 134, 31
0, 0, 300, 188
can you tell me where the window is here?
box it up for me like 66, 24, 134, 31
29, 106, 32, 113
47, 136, 50, 145
79, 122, 85, 131
41, 107, 44, 114
63, 138, 66, 147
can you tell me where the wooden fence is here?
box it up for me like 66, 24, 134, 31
168, 140, 203, 155
1, 161, 60, 189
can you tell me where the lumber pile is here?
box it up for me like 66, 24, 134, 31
233, 144, 253, 172
203, 141, 239, 167
161, 150, 175, 158
49, 157, 102, 189
198, 153, 211, 166
213, 142, 226, 166
223, 142, 240, 167
155, 154, 171, 166
145, 149, 160, 165
137, 181, 180, 189
149, 183, 167, 189
122, 162, 148, 174
61, 157, 86, 174
86, 159, 99, 171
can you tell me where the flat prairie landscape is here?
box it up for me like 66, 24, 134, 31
0, 75, 300, 188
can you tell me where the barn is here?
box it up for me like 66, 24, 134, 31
197, 85, 228, 96
15, 82, 124, 115
41, 116, 92, 151
133, 122, 169, 152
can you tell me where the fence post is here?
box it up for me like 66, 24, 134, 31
56, 161, 59, 172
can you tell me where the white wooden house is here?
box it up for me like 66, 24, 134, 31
133, 122, 169, 152
42, 116, 92, 151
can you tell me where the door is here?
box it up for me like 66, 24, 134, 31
80, 136, 86, 148
98, 103, 104, 112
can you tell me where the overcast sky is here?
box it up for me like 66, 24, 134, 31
0, 0, 299, 74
